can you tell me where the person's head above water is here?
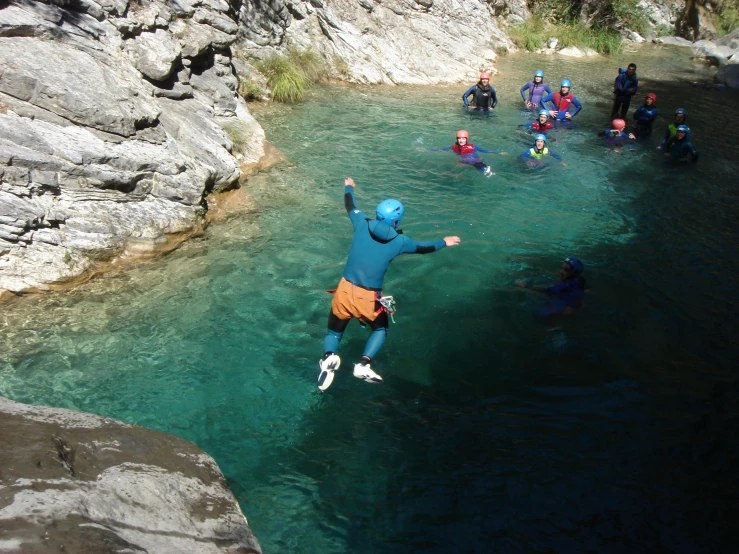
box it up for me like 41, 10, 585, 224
376, 199, 404, 229
560, 79, 571, 93
561, 256, 584, 280
534, 69, 544, 83
645, 93, 657, 105
675, 108, 686, 123
534, 133, 546, 150
612, 119, 626, 131
538, 109, 549, 123
676, 124, 689, 137
479, 72, 490, 85
456, 129, 469, 145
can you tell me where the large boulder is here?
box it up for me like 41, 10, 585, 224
714, 64, 739, 88
0, 395, 262, 553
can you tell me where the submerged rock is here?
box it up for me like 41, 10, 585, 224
0, 395, 262, 553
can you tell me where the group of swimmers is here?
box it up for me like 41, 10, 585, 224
453, 65, 699, 173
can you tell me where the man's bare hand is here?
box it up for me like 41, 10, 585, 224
345, 177, 356, 187
444, 236, 461, 247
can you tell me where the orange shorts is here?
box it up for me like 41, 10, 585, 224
331, 277, 382, 322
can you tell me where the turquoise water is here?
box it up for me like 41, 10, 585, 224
2, 45, 739, 552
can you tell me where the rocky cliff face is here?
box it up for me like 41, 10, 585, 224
0, 0, 265, 297
0, 396, 262, 553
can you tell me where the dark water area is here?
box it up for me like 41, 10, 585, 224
2, 44, 739, 552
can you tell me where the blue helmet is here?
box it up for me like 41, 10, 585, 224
675, 108, 686, 115
538, 109, 548, 117
564, 256, 584, 276
534, 70, 544, 78
676, 124, 690, 133
560, 79, 571, 88
376, 199, 404, 228
534, 133, 547, 143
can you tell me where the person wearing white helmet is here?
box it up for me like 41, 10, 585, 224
462, 71, 498, 112
318, 178, 462, 391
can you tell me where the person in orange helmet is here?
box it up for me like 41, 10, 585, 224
462, 72, 498, 112
432, 130, 504, 176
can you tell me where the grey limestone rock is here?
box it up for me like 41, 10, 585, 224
714, 64, 739, 88
0, 395, 263, 554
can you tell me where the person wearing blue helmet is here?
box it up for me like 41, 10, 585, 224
519, 109, 554, 133
611, 63, 638, 119
658, 108, 690, 149
539, 80, 582, 125
662, 125, 698, 163
516, 256, 586, 316
318, 177, 462, 391
519, 134, 563, 166
520, 70, 552, 109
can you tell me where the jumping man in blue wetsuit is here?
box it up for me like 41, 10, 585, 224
540, 80, 582, 126
318, 178, 461, 391
516, 256, 586, 317
462, 72, 498, 112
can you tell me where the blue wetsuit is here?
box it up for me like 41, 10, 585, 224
612, 69, 638, 119
664, 136, 698, 163
633, 105, 658, 137
520, 146, 562, 163
533, 276, 586, 317
539, 92, 582, 122
599, 129, 634, 148
462, 84, 498, 111
435, 144, 499, 172
324, 186, 447, 359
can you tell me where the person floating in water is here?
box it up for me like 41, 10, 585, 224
519, 109, 554, 134
318, 178, 461, 391
462, 72, 498, 113
663, 125, 699, 163
520, 134, 562, 166
658, 108, 690, 149
433, 130, 504, 176
540, 80, 582, 126
598, 119, 635, 149
632, 93, 658, 138
516, 256, 586, 317
520, 70, 552, 109
611, 63, 638, 119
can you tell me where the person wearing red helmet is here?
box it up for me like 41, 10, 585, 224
462, 72, 498, 113
632, 93, 658, 137
598, 119, 635, 148
432, 130, 505, 176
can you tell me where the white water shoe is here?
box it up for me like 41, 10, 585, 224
483, 166, 495, 177
318, 354, 341, 391
353, 363, 383, 384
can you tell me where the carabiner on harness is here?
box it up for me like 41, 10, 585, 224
379, 295, 397, 324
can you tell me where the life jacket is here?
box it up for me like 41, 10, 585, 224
528, 146, 549, 159
552, 92, 572, 113
452, 143, 476, 155
531, 121, 553, 131
472, 85, 492, 109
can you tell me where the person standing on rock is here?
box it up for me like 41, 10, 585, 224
611, 63, 639, 120
462, 72, 498, 113
520, 70, 552, 110
317, 178, 461, 391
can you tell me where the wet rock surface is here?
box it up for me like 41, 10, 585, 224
0, 395, 262, 554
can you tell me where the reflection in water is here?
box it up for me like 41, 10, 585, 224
2, 45, 738, 552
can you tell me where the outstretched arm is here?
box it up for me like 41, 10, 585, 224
343, 177, 368, 229
400, 235, 461, 254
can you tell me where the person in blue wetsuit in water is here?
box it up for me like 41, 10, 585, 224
519, 109, 554, 134
520, 70, 552, 109
516, 256, 586, 317
540, 80, 582, 128
632, 93, 658, 138
598, 119, 635, 150
318, 178, 461, 391
658, 108, 690, 149
519, 134, 562, 167
462, 72, 498, 113
433, 130, 505, 176
663, 125, 699, 163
